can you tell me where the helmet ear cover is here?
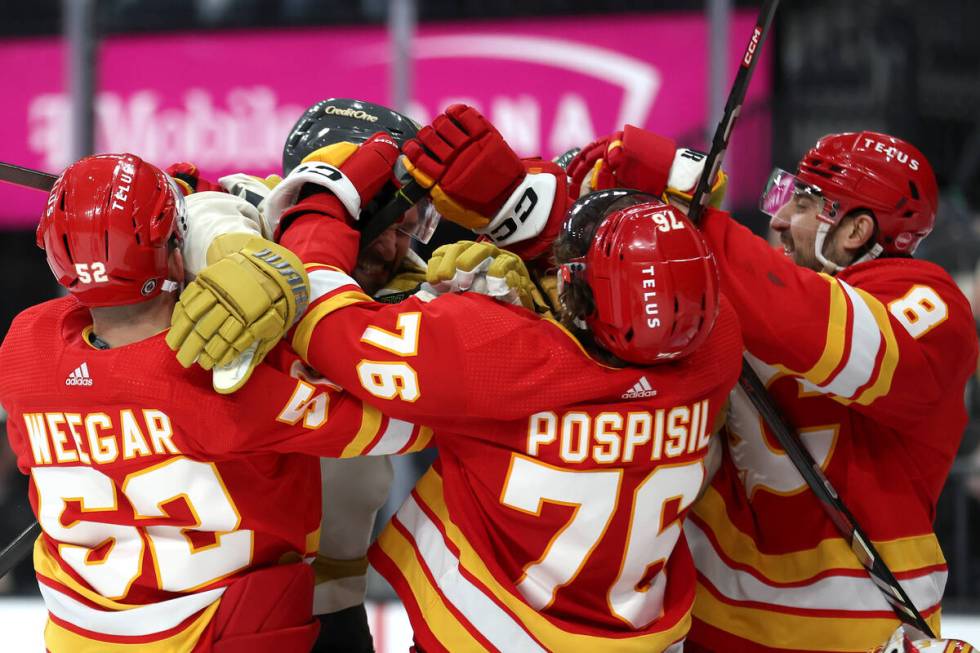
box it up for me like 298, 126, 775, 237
555, 189, 720, 365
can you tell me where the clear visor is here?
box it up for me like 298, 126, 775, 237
396, 196, 440, 244
759, 168, 838, 225
393, 157, 440, 244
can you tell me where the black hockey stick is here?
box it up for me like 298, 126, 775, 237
687, 0, 935, 637
0, 162, 57, 192
0, 158, 424, 255
0, 521, 40, 580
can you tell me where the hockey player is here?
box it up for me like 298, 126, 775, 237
173, 98, 440, 653
167, 125, 745, 650
563, 128, 979, 652
0, 153, 429, 652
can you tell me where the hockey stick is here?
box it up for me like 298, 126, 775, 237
0, 162, 57, 192
686, 0, 935, 637
0, 159, 423, 255
0, 521, 40, 580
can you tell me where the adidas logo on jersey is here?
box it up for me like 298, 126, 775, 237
66, 362, 93, 387
622, 376, 656, 399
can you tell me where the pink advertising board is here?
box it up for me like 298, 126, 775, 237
0, 12, 771, 227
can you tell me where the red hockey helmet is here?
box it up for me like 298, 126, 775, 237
556, 189, 719, 365
796, 131, 938, 255
36, 153, 185, 306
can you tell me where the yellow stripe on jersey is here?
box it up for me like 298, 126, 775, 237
43, 601, 219, 653
694, 582, 941, 652
404, 426, 434, 453
292, 290, 372, 361
339, 403, 384, 457
411, 470, 691, 652
305, 527, 320, 557
851, 286, 899, 406
803, 274, 850, 386
692, 486, 946, 583
35, 538, 133, 612
374, 523, 498, 651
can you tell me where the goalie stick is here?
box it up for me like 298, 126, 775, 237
686, 0, 935, 637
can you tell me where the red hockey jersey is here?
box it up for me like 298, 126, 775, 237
686, 210, 978, 653
0, 296, 401, 652
280, 211, 745, 652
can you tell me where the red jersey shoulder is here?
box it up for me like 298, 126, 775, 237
843, 258, 976, 353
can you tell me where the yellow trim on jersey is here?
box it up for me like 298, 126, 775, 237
692, 486, 945, 583
541, 317, 621, 371
850, 287, 899, 406
43, 600, 219, 653
405, 426, 434, 453
410, 470, 692, 652
375, 524, 497, 651
303, 262, 347, 273
803, 275, 849, 385
80, 326, 102, 351
305, 528, 320, 557
694, 582, 941, 652
35, 538, 136, 612
339, 404, 384, 457
291, 290, 372, 361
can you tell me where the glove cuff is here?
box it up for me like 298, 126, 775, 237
619, 124, 676, 194
477, 167, 558, 248
263, 162, 363, 240
238, 236, 311, 327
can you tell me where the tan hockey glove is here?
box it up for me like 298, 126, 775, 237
167, 234, 310, 393
425, 240, 550, 315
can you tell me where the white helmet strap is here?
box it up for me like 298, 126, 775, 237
814, 221, 884, 275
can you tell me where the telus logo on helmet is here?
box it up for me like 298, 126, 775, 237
641, 265, 661, 329
860, 137, 920, 171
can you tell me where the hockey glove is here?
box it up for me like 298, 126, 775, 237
166, 162, 224, 195
568, 125, 728, 209
402, 104, 527, 231
262, 133, 401, 239
167, 234, 310, 393
424, 240, 550, 314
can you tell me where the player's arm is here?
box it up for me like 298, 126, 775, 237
700, 209, 979, 422
183, 351, 431, 459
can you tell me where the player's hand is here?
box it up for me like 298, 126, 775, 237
425, 240, 550, 314
167, 234, 310, 393
262, 133, 401, 239
568, 125, 676, 198
568, 125, 728, 209
402, 104, 526, 230
166, 162, 224, 195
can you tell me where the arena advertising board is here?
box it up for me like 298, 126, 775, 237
0, 12, 771, 226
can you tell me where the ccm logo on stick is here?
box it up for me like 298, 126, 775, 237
743, 27, 762, 67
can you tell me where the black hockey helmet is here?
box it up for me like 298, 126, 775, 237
281, 98, 438, 244
282, 98, 420, 175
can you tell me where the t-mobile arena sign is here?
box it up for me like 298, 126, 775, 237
0, 12, 771, 226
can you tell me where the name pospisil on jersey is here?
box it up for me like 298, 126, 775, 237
65, 362, 93, 386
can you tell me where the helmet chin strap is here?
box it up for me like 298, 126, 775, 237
813, 222, 883, 275
162, 279, 180, 293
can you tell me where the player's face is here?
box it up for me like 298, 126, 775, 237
353, 206, 418, 295
769, 191, 824, 271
